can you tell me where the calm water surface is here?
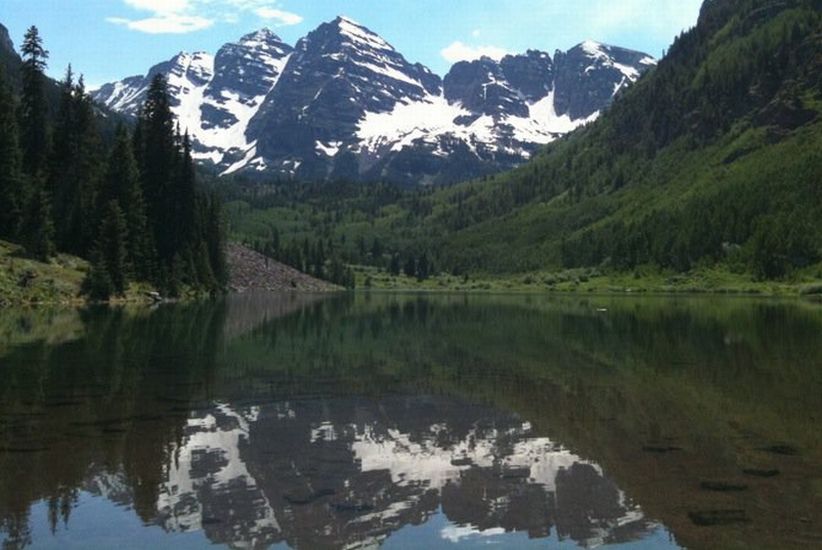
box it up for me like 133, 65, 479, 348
0, 293, 820, 549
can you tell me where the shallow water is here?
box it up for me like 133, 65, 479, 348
0, 293, 820, 549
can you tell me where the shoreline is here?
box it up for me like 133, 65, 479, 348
2, 286, 820, 310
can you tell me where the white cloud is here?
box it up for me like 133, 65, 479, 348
124, 0, 191, 15
471, 29, 481, 38
441, 41, 510, 64
108, 0, 303, 34
254, 7, 303, 26
107, 14, 214, 34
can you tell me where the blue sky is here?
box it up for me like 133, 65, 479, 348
1, 0, 703, 89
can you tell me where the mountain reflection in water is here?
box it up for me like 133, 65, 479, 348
1, 292, 821, 549
139, 396, 658, 549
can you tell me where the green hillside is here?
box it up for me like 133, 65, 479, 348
224, 0, 822, 291
430, 0, 822, 278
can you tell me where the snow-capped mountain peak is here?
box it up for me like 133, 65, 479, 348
332, 15, 393, 52
92, 20, 655, 185
238, 27, 281, 46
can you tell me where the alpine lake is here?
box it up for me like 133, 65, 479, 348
0, 292, 820, 549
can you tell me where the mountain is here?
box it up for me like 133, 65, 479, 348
92, 17, 654, 184
92, 28, 293, 168
1, 23, 28, 92
397, 0, 822, 279
226, 0, 822, 285
0, 23, 14, 57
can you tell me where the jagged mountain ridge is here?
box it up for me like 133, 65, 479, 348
92, 17, 655, 185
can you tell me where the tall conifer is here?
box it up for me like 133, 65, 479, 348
19, 26, 49, 177
0, 66, 24, 237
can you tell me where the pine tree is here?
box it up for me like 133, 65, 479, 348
136, 74, 176, 265
50, 67, 104, 254
178, 132, 196, 242
403, 255, 416, 278
193, 241, 216, 290
388, 253, 400, 276
270, 227, 280, 257
49, 65, 76, 197
206, 195, 228, 288
18, 27, 55, 260
417, 252, 430, 281
103, 124, 151, 277
0, 65, 24, 238
69, 76, 104, 253
83, 260, 114, 301
20, 178, 55, 260
19, 26, 50, 177
94, 201, 128, 294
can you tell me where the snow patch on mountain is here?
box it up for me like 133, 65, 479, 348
192, 52, 292, 165
170, 52, 215, 139
356, 88, 595, 159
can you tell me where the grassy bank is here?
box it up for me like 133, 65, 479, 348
354, 263, 822, 297
4, 236, 820, 305
0, 240, 89, 306
0, 240, 166, 307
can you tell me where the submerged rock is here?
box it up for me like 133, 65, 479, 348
758, 444, 799, 456
642, 445, 683, 453
700, 481, 749, 492
742, 468, 780, 478
688, 509, 750, 526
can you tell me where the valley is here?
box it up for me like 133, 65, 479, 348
1, 1, 822, 549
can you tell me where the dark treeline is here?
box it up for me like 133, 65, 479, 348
0, 27, 227, 298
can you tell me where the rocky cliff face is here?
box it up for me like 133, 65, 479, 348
0, 23, 14, 56
92, 17, 655, 185
553, 41, 656, 120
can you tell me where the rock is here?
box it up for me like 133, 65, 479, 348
227, 242, 341, 293
755, 93, 817, 130
501, 467, 532, 479
700, 481, 749, 492
283, 487, 336, 505
642, 445, 683, 453
201, 517, 223, 525
758, 444, 799, 456
18, 269, 37, 288
332, 501, 374, 513
742, 468, 780, 478
688, 509, 750, 526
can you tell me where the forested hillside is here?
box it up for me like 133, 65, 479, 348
224, 0, 821, 286
436, 0, 822, 279
0, 27, 227, 299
